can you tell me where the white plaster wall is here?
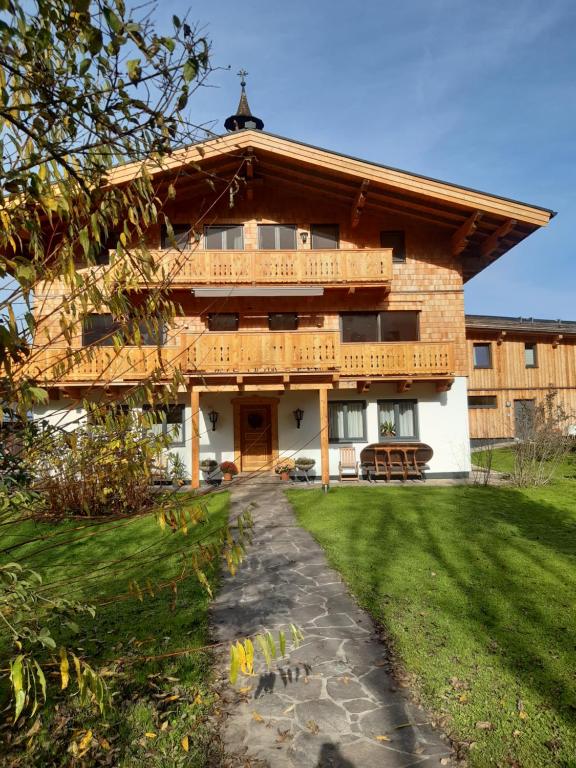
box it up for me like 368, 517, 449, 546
33, 400, 87, 431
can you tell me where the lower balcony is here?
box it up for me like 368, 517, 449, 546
29, 333, 455, 385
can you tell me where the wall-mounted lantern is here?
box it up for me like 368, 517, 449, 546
299, 231, 309, 246
293, 408, 304, 429
208, 409, 219, 431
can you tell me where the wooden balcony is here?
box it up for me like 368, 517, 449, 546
29, 333, 455, 385
136, 248, 393, 287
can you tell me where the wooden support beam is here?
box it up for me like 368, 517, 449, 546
451, 211, 482, 257
397, 379, 413, 393
481, 219, 517, 259
351, 179, 370, 228
190, 388, 200, 489
356, 380, 370, 393
496, 330, 507, 346
552, 334, 564, 349
435, 380, 453, 392
319, 388, 330, 489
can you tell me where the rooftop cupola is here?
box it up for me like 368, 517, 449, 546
224, 69, 264, 132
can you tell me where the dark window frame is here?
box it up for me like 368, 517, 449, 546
82, 314, 119, 347
203, 224, 244, 250
207, 313, 239, 332
328, 400, 367, 443
257, 224, 297, 250
468, 395, 498, 409
380, 230, 406, 263
310, 223, 340, 249
524, 342, 538, 369
473, 342, 492, 369
377, 399, 419, 441
268, 313, 299, 331
161, 223, 192, 250
340, 311, 420, 343
143, 404, 186, 447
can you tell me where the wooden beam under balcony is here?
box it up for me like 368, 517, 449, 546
351, 180, 370, 228
397, 379, 413, 393
481, 219, 517, 259
451, 211, 482, 257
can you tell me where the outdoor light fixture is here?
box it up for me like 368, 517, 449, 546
208, 409, 219, 431
299, 231, 309, 245
293, 408, 304, 429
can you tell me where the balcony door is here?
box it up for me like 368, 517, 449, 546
233, 397, 279, 473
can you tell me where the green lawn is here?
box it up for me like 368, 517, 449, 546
287, 465, 576, 768
1, 491, 229, 767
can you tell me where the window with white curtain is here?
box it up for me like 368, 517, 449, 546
377, 400, 418, 440
328, 401, 366, 442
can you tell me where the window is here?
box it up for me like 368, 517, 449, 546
208, 313, 239, 331
468, 395, 498, 409
378, 400, 418, 440
87, 403, 130, 425
143, 404, 185, 446
161, 224, 191, 250
380, 230, 406, 263
341, 311, 419, 343
258, 224, 297, 250
268, 313, 298, 331
204, 225, 243, 250
130, 319, 166, 346
328, 401, 366, 442
310, 224, 339, 249
82, 314, 119, 346
525, 343, 538, 368
473, 343, 492, 369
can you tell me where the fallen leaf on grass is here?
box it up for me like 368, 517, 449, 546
160, 721, 169, 732
475, 722, 493, 731
144, 732, 156, 739
519, 711, 528, 720
181, 736, 189, 752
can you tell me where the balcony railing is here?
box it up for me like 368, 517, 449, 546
133, 248, 393, 286
29, 333, 454, 383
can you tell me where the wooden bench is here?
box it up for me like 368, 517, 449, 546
360, 443, 433, 482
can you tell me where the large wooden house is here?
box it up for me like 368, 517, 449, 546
466, 315, 576, 443
31, 82, 556, 484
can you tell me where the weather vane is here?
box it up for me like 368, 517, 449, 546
237, 69, 248, 88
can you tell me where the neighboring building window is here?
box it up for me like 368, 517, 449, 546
129, 319, 166, 346
524, 343, 538, 368
161, 224, 192, 250
380, 230, 406, 263
204, 225, 243, 250
378, 400, 418, 440
143, 404, 185, 446
268, 313, 298, 331
468, 395, 498, 409
341, 311, 419, 343
473, 343, 492, 369
82, 314, 119, 346
310, 224, 339, 249
258, 224, 297, 250
328, 401, 366, 442
208, 313, 239, 331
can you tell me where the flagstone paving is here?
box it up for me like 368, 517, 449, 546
212, 478, 454, 767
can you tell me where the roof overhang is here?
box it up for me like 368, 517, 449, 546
107, 130, 556, 282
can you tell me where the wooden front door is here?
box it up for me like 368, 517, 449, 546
239, 404, 273, 472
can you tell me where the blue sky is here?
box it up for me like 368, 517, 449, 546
161, 0, 575, 319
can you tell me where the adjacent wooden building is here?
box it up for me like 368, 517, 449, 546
466, 315, 576, 443
30, 82, 556, 483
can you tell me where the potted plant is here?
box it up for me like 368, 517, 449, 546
275, 458, 296, 481
200, 458, 220, 486
380, 420, 396, 438
295, 456, 316, 482
220, 461, 239, 482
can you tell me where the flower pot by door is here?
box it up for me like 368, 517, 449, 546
223, 472, 232, 482
280, 471, 290, 481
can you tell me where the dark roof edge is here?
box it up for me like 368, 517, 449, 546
466, 314, 576, 334
225, 129, 557, 219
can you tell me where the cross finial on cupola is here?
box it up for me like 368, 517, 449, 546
224, 69, 264, 132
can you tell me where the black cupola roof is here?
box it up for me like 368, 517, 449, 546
224, 69, 264, 132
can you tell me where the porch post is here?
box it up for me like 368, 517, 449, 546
190, 387, 200, 489
319, 387, 330, 491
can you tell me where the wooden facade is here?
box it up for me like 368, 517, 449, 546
29, 129, 555, 483
466, 317, 576, 440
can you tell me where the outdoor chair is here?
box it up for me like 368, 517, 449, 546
338, 447, 359, 481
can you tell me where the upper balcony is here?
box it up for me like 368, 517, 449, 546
127, 248, 393, 289
29, 332, 455, 386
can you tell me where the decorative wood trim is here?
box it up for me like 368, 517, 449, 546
351, 179, 370, 228
397, 379, 413, 393
451, 211, 482, 257
481, 219, 517, 259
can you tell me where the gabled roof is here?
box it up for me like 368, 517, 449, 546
108, 129, 556, 281
466, 314, 576, 336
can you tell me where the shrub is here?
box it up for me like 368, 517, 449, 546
200, 459, 219, 471
28, 410, 170, 516
295, 457, 315, 469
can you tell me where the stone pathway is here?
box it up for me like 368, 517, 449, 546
212, 478, 454, 767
